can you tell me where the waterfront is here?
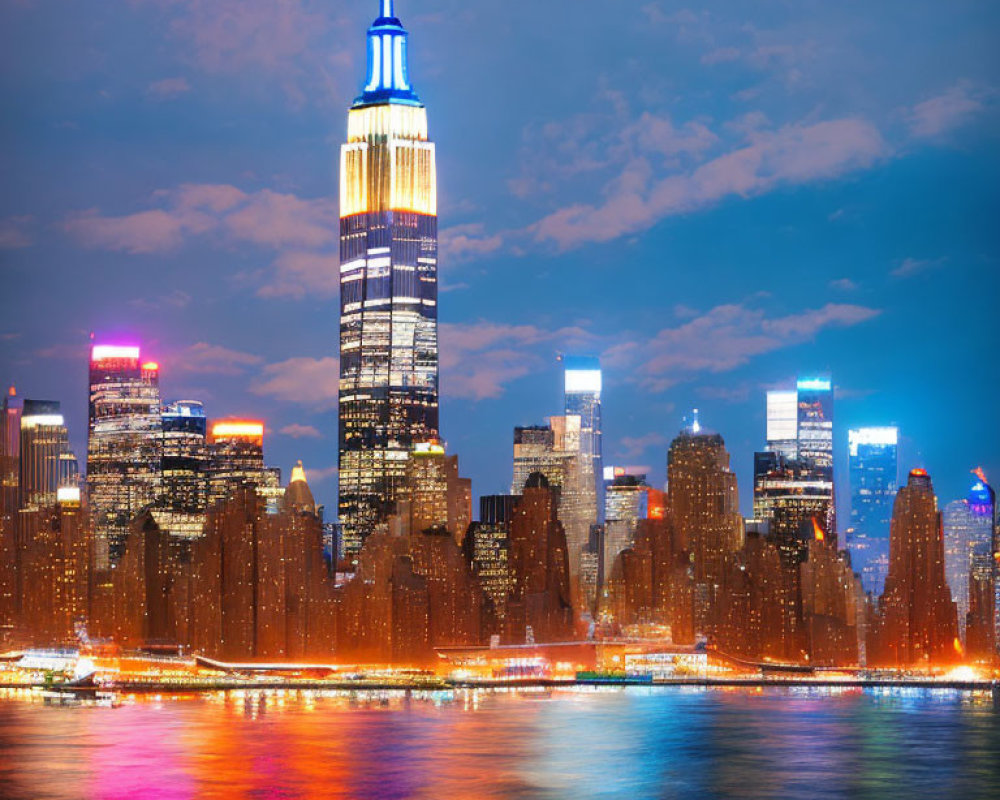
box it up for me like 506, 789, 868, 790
1, 687, 998, 799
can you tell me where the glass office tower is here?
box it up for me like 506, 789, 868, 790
564, 356, 604, 525
338, 0, 439, 558
848, 426, 899, 594
87, 344, 162, 570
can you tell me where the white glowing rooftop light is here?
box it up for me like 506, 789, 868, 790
565, 369, 602, 394
57, 486, 81, 504
92, 345, 140, 362
849, 427, 899, 455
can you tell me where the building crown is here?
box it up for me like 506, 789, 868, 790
356, 0, 421, 108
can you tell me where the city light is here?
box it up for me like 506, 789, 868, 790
91, 345, 140, 362
211, 421, 265, 439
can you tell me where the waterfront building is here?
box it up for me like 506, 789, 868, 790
463, 495, 515, 620
847, 427, 899, 594
505, 473, 574, 644
965, 541, 995, 660
872, 469, 958, 666
1, 386, 21, 521
17, 488, 88, 644
943, 477, 995, 641
87, 344, 162, 570
668, 415, 744, 589
338, 0, 440, 558
19, 400, 77, 513
397, 441, 471, 543
603, 469, 665, 587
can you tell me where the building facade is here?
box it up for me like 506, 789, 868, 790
338, 0, 439, 558
87, 344, 162, 570
847, 426, 899, 594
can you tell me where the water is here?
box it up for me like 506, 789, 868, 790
1, 687, 998, 799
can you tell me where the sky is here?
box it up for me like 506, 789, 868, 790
1, 0, 998, 520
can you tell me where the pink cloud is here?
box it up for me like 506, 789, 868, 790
63, 184, 335, 259
0, 216, 34, 249
251, 356, 340, 409
257, 252, 340, 299
146, 77, 191, 99
532, 117, 886, 249
279, 423, 323, 440
174, 342, 264, 376
440, 322, 597, 400
440, 224, 503, 264
907, 83, 984, 138
613, 302, 880, 392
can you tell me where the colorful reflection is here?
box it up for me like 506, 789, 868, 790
0, 688, 998, 799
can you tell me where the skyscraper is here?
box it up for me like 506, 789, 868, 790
668, 415, 744, 635
563, 356, 604, 523
766, 390, 798, 461
339, 0, 439, 558
1, 387, 21, 521
18, 400, 77, 514
156, 400, 210, 539
87, 344, 163, 570
754, 378, 837, 549
848, 426, 899, 594
873, 469, 958, 666
207, 420, 270, 506
943, 476, 995, 641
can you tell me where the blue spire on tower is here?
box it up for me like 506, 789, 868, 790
355, 0, 421, 108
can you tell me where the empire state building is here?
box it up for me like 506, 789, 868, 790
338, 0, 439, 557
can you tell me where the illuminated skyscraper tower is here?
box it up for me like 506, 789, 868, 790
563, 356, 604, 524
339, 0, 439, 557
87, 345, 162, 570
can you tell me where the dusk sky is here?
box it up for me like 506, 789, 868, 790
1, 0, 997, 517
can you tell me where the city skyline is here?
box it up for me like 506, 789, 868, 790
1, 0, 998, 519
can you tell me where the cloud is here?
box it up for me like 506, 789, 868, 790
251, 356, 339, 409
907, 83, 984, 138
146, 77, 191, 99
129, 290, 193, 311
531, 117, 887, 249
279, 423, 323, 440
616, 433, 670, 461
174, 342, 263, 375
0, 216, 34, 249
891, 256, 947, 278
610, 302, 880, 392
63, 184, 336, 258
440, 224, 503, 264
440, 322, 597, 400
828, 278, 858, 291
257, 251, 340, 299
701, 47, 741, 65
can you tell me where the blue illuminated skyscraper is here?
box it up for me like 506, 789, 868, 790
848, 426, 899, 594
338, 0, 439, 558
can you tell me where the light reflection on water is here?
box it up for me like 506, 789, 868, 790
0, 687, 998, 799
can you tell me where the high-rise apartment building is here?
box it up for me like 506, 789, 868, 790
873, 469, 958, 666
668, 416, 744, 635
339, 0, 439, 558
397, 441, 471, 542
87, 344, 162, 569
847, 427, 899, 594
